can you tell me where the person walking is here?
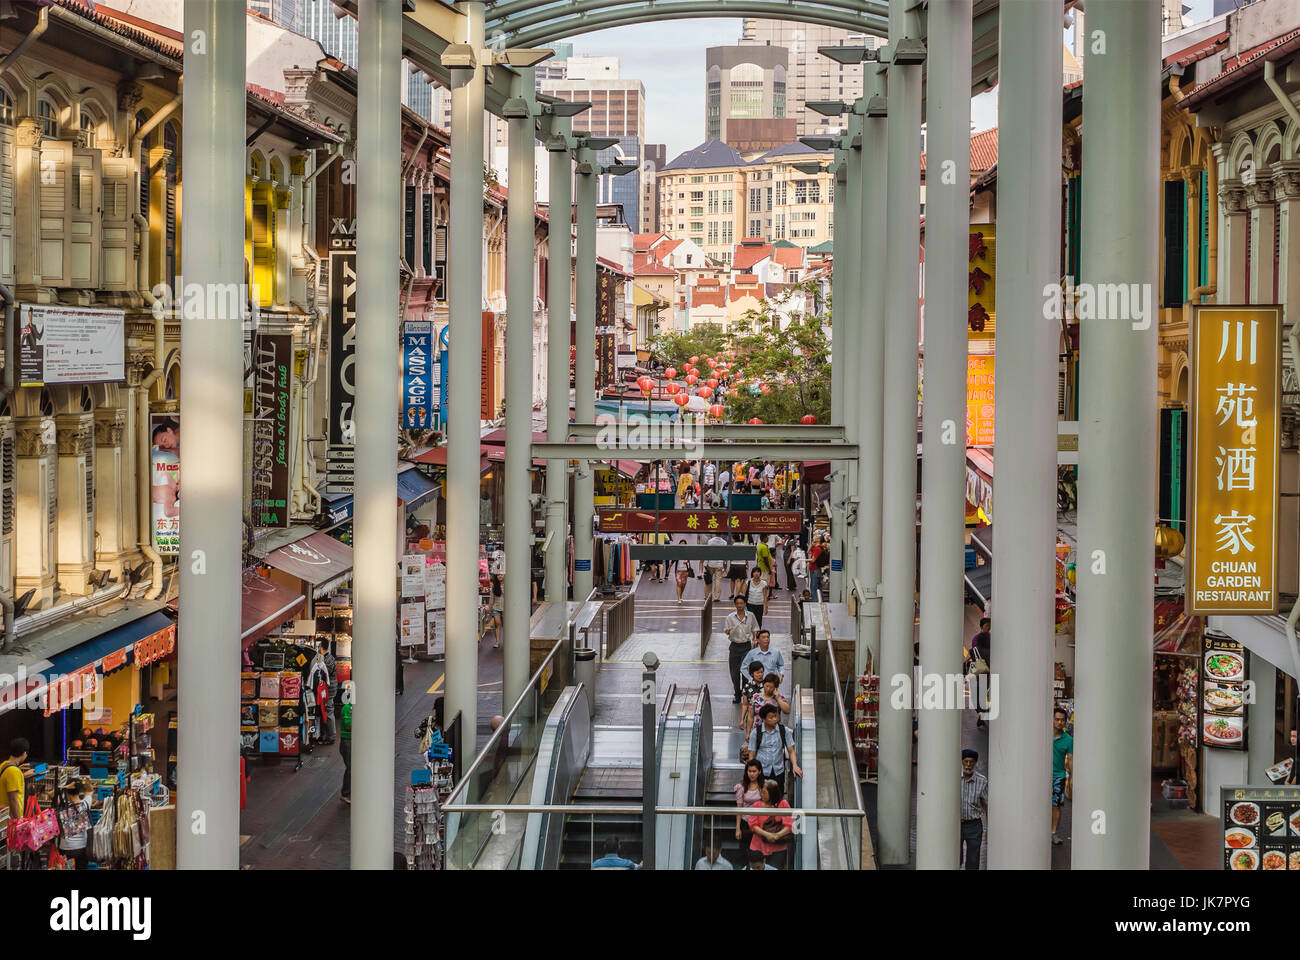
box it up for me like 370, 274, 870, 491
1051, 706, 1073, 845
739, 629, 785, 688
967, 623, 992, 727
718, 467, 731, 508
745, 566, 770, 628
813, 535, 830, 598
959, 748, 988, 870
755, 535, 775, 594
591, 836, 640, 869
746, 703, 802, 787
57, 779, 92, 870
706, 534, 728, 600
727, 553, 748, 601
335, 681, 354, 804
746, 777, 795, 869
487, 573, 505, 649
741, 672, 790, 736
807, 537, 824, 598
694, 834, 733, 870
674, 539, 693, 604
724, 597, 760, 703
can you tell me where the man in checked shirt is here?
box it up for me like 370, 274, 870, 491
960, 748, 989, 870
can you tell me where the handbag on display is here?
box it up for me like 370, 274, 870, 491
46, 845, 71, 870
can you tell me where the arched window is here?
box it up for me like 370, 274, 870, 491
79, 109, 96, 147
36, 98, 58, 138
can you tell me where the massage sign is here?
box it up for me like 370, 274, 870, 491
1188, 305, 1282, 616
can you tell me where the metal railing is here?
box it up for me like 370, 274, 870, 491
698, 588, 713, 659
601, 589, 635, 660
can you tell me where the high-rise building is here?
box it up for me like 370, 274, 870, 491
541, 60, 646, 228
738, 19, 880, 136
301, 0, 358, 66
641, 144, 667, 234
249, 0, 304, 36
705, 45, 789, 145
403, 63, 433, 122
535, 42, 573, 86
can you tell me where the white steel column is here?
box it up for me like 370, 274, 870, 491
444, 0, 485, 765
178, 0, 244, 869
988, 0, 1062, 870
1072, 0, 1160, 870
504, 74, 537, 707
856, 64, 887, 674
878, 29, 923, 867
916, 0, 971, 870
352, 0, 403, 869
572, 147, 597, 600
837, 113, 863, 601
546, 120, 573, 602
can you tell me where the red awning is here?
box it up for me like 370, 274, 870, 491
262, 531, 354, 594
239, 571, 306, 649
803, 460, 830, 485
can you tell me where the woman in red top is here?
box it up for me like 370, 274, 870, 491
747, 778, 794, 870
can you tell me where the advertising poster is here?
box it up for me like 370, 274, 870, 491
251, 333, 291, 528
150, 414, 180, 556
481, 311, 497, 419
400, 601, 425, 648
19, 304, 126, 386
401, 553, 426, 598
1188, 305, 1281, 615
403, 321, 432, 430
1220, 785, 1300, 870
425, 611, 445, 657
966, 355, 995, 447
1200, 629, 1247, 750
327, 251, 358, 494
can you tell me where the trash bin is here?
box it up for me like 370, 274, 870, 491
574, 647, 597, 723
791, 643, 813, 691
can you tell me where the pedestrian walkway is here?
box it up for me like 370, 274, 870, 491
239, 639, 506, 869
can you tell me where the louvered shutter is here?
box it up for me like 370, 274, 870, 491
421, 193, 432, 275
0, 127, 12, 286
38, 140, 73, 286
70, 147, 102, 287
100, 157, 132, 290
1198, 170, 1209, 300
435, 223, 447, 302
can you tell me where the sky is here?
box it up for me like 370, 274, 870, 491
562, 0, 1217, 164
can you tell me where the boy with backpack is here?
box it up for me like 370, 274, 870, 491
746, 703, 802, 788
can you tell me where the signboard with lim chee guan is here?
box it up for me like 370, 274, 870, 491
1188, 305, 1282, 616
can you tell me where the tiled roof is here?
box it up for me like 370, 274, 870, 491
691, 287, 726, 308
808, 239, 834, 254
733, 241, 773, 271
596, 255, 631, 278
1163, 30, 1229, 69
755, 141, 824, 161
51, 0, 182, 60
633, 232, 666, 251
1180, 29, 1300, 109
658, 237, 685, 257
633, 253, 676, 276
246, 84, 343, 142
734, 273, 759, 283
920, 127, 998, 174
772, 246, 804, 270
661, 139, 748, 172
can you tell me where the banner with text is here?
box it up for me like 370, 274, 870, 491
403, 321, 433, 430
597, 509, 802, 534
252, 333, 292, 528
327, 251, 357, 494
150, 414, 180, 555
1189, 305, 1281, 615
19, 304, 125, 386
966, 354, 994, 447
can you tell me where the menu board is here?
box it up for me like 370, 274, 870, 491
1200, 630, 1247, 750
400, 602, 425, 648
1221, 785, 1300, 871
424, 562, 446, 657
401, 554, 426, 598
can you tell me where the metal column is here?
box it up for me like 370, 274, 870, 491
1072, 0, 1160, 870
839, 114, 863, 600
877, 32, 923, 867
504, 72, 538, 707
916, 0, 971, 870
546, 120, 573, 602
177, 0, 244, 869
444, 0, 485, 768
988, 0, 1062, 870
351, 0, 403, 869
856, 64, 887, 675
572, 147, 597, 599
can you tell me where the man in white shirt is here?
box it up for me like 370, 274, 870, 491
706, 534, 729, 600
702, 459, 716, 494
694, 835, 733, 870
718, 468, 731, 507
724, 596, 759, 704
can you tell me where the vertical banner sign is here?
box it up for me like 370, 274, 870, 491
569, 318, 577, 389
597, 269, 616, 391
1189, 305, 1281, 615
966, 355, 995, 446
403, 321, 432, 430
150, 414, 180, 555
438, 324, 449, 423
252, 333, 292, 528
481, 311, 497, 419
967, 224, 995, 348
327, 251, 358, 494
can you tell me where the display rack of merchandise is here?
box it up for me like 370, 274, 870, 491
404, 778, 443, 870
853, 674, 879, 782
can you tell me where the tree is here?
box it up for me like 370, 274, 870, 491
723, 281, 831, 425
648, 323, 728, 370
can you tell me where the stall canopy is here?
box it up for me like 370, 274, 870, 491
397, 467, 439, 511
239, 571, 307, 649
410, 445, 493, 474
262, 531, 354, 599
46, 611, 175, 677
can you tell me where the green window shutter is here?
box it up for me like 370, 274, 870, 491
1067, 176, 1081, 281
1162, 179, 1185, 308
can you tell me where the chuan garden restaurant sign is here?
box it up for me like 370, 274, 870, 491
1189, 305, 1281, 615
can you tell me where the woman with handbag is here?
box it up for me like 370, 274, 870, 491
733, 759, 764, 857
56, 780, 91, 869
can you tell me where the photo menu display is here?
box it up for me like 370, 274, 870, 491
1221, 785, 1300, 871
1200, 630, 1247, 751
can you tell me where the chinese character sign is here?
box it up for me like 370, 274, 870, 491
967, 225, 995, 343
1189, 305, 1281, 615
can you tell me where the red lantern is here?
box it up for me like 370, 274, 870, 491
748, 418, 763, 425
666, 382, 681, 396
698, 386, 713, 399
800, 414, 817, 425
706, 377, 719, 389
664, 367, 677, 380
709, 404, 725, 418
674, 394, 690, 407
728, 350, 736, 358
636, 375, 654, 394
685, 373, 698, 386
689, 356, 699, 365
707, 358, 717, 368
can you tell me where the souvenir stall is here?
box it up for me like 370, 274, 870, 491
594, 533, 637, 587
404, 714, 455, 870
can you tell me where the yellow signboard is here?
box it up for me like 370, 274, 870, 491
1188, 305, 1281, 615
968, 224, 995, 343
966, 355, 994, 446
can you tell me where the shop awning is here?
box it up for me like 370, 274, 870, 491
397, 468, 439, 510
965, 561, 992, 610
46, 611, 175, 677
240, 570, 307, 649
321, 491, 353, 527
970, 524, 993, 560
803, 461, 830, 485
411, 445, 494, 474
263, 531, 354, 599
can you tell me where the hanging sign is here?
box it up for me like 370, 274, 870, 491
967, 225, 995, 345
597, 269, 617, 390
134, 624, 177, 667
327, 251, 358, 494
1188, 305, 1281, 615
966, 354, 994, 446
481, 312, 497, 419
150, 414, 180, 555
252, 333, 292, 528
403, 321, 433, 430
596, 509, 801, 534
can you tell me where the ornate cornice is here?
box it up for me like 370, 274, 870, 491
1246, 179, 1275, 207
14, 118, 40, 147
117, 81, 144, 114
55, 415, 94, 457
93, 409, 127, 447
15, 417, 54, 458
1271, 162, 1300, 201
1218, 178, 1247, 214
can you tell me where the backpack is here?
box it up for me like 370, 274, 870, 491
747, 722, 790, 766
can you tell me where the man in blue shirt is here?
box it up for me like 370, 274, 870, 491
739, 630, 784, 688
591, 836, 640, 870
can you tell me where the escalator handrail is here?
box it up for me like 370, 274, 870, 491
522, 683, 591, 870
